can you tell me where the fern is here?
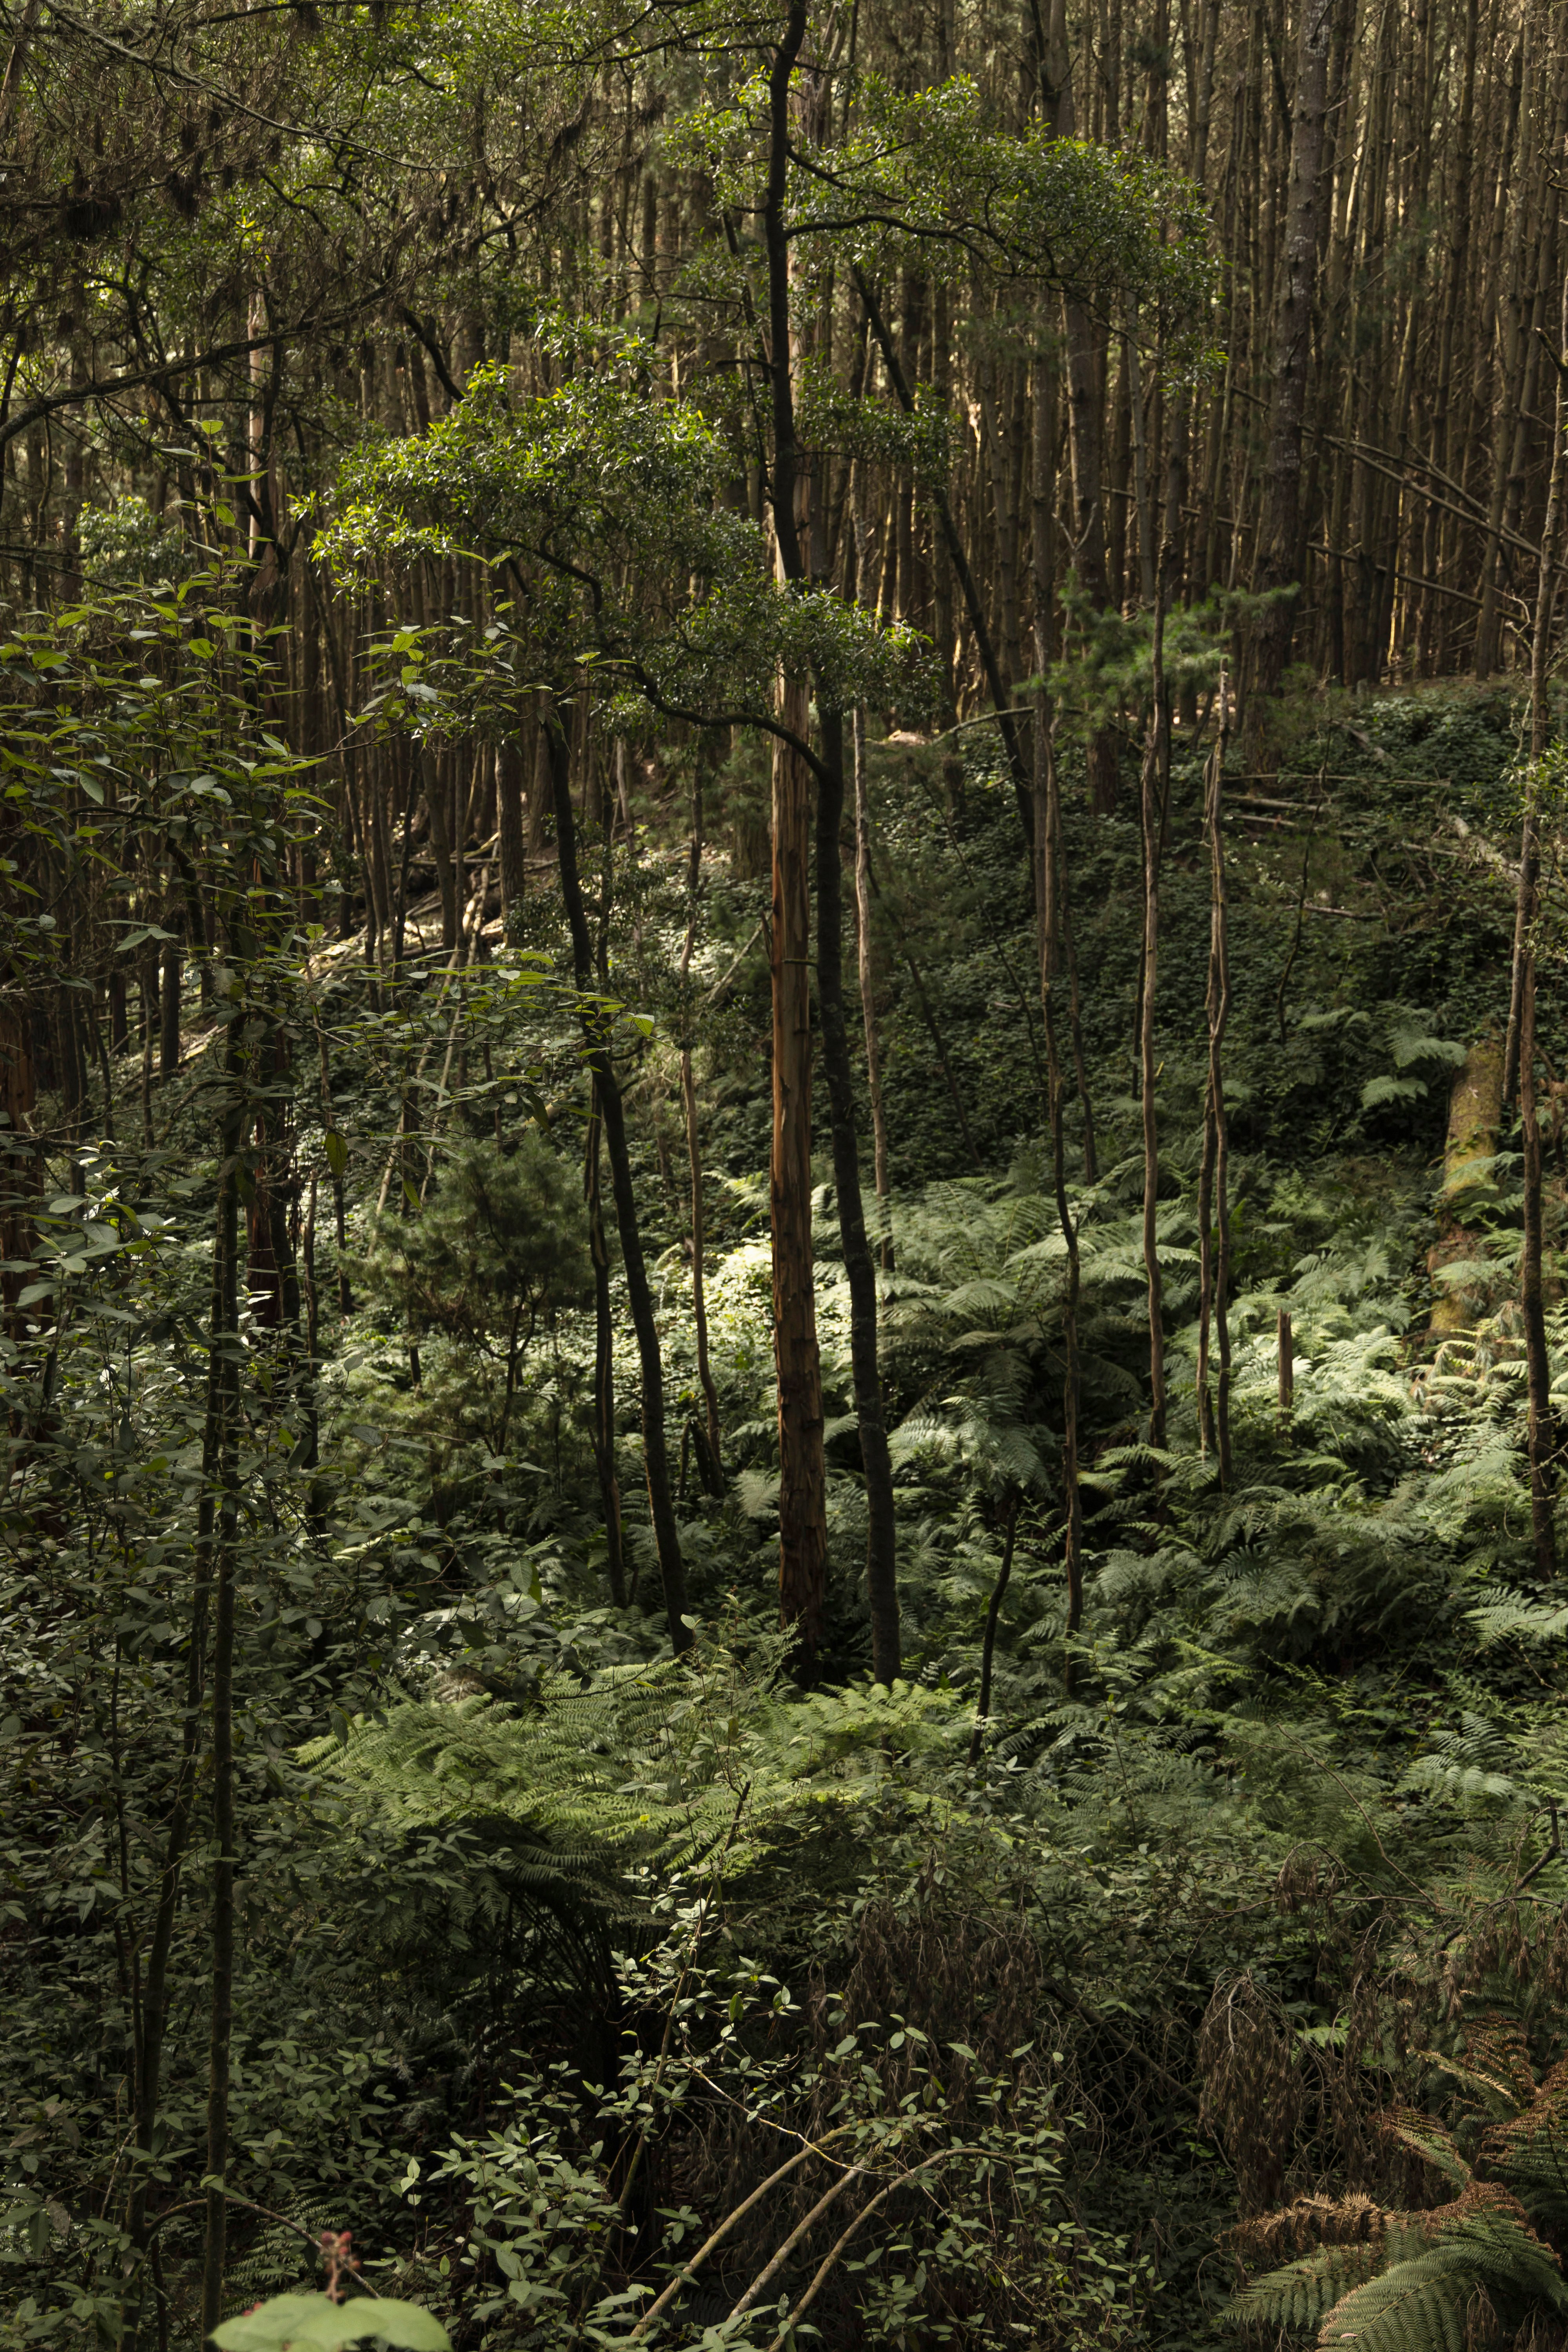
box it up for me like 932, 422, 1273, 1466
1479, 2061, 1568, 2234
1316, 2205, 1568, 2352
225, 2201, 342, 2307
302, 1650, 966, 1894
1231, 2206, 1568, 2349
1228, 2239, 1402, 2336
1398, 1715, 1528, 1808
1466, 1592, 1568, 1648
1382, 2111, 1469, 2190
1229, 2027, 1568, 2350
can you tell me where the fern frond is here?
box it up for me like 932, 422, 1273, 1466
1481, 2058, 1568, 2230
1314, 2205, 1568, 2352
1225, 2242, 1386, 2335
1452, 2014, 1538, 2114
1466, 1594, 1568, 1648
1381, 2110, 1470, 2190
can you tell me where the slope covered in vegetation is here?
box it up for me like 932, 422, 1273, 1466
3, 629, 1565, 2352
5, 0, 1568, 2345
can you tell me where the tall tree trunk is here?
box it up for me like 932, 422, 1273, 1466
546, 715, 689, 1650
1512, 282, 1565, 1582
1519, 966, 1556, 1581
817, 709, 899, 1685
853, 270, 1033, 846
679, 773, 722, 1470
1038, 740, 1084, 1664
1196, 692, 1234, 1484
1031, 348, 1098, 1182
423, 743, 460, 954
1047, 55, 1119, 816
681, 1045, 722, 1471
196, 1002, 245, 2343
763, 0, 828, 1667
1473, 18, 1540, 679
497, 735, 528, 918
124, 1017, 241, 2346
1139, 592, 1169, 1449
851, 707, 893, 1271
199, 1131, 240, 2338
584, 1085, 626, 1606
159, 929, 182, 1082
1245, 0, 1334, 770
770, 684, 828, 1669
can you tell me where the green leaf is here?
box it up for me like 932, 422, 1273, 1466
209, 2292, 450, 2352
323, 1130, 349, 1180
1361, 1074, 1425, 1110
357, 2304, 450, 2349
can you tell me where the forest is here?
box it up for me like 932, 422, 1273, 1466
5, 0, 1568, 2345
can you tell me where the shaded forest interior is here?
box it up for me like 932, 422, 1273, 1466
6, 0, 1568, 2349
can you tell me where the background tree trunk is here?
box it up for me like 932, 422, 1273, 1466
770, 684, 827, 1671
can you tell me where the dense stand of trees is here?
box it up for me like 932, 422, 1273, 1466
6, 6, 1568, 2343
5, 0, 1566, 1654
8, 0, 1568, 719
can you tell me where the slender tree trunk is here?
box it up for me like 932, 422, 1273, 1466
681, 1046, 722, 1469
585, 1084, 626, 1606
1245, 0, 1334, 768
1519, 965, 1556, 1580
158, 932, 181, 1081
816, 709, 899, 1685
546, 715, 689, 1650
1506, 276, 1568, 1100
853, 270, 1033, 846
1512, 285, 1565, 1581
1139, 593, 1169, 1448
423, 743, 460, 954
679, 772, 722, 1469
128, 1002, 240, 2345
1031, 348, 1098, 1183
771, 684, 827, 1670
199, 1161, 240, 2338
763, 0, 827, 1668
196, 1007, 242, 2333
851, 707, 893, 1271
138, 942, 156, 1144
497, 735, 528, 918
967, 1492, 1020, 1764
1037, 748, 1084, 1666
1196, 689, 1234, 1484
1474, 18, 1539, 679
1029, 343, 1085, 1669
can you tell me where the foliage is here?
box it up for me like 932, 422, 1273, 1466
319, 346, 931, 735
3, 4, 1568, 2328
362, 1136, 593, 1452
211, 2293, 450, 2352
1226, 2022, 1568, 2352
